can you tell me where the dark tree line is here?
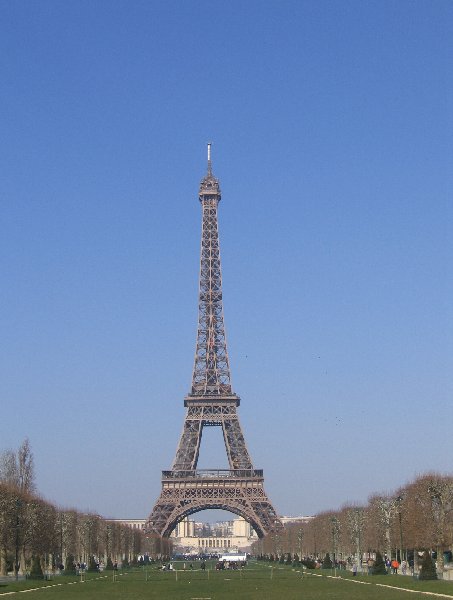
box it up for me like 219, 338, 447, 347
253, 472, 453, 576
0, 440, 148, 576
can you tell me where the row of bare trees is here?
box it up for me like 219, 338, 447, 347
255, 473, 453, 571
0, 440, 148, 575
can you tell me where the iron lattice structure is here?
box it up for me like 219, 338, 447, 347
146, 145, 281, 539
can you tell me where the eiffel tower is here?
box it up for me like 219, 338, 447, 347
146, 145, 281, 539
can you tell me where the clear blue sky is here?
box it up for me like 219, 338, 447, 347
1, 1, 452, 522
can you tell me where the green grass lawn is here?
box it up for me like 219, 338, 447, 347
1, 562, 453, 599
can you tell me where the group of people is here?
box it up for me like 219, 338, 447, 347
63, 560, 118, 574
351, 557, 408, 576
387, 558, 408, 575
161, 561, 206, 571
215, 560, 246, 570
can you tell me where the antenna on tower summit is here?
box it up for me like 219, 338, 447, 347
207, 142, 212, 175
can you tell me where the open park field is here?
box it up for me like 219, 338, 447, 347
2, 563, 453, 600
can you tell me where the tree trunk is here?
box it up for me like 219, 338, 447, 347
437, 544, 444, 573
0, 546, 8, 576
19, 548, 26, 575
385, 528, 391, 560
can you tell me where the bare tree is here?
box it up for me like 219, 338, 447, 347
426, 476, 453, 571
368, 494, 398, 559
0, 439, 35, 494
17, 440, 35, 494
0, 484, 16, 575
346, 507, 366, 571
0, 451, 17, 486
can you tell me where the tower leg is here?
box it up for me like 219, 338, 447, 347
172, 416, 202, 470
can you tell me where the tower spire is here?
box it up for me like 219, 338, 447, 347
207, 142, 212, 176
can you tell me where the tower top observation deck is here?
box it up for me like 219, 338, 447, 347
199, 143, 221, 200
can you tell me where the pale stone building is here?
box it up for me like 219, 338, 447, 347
172, 517, 257, 554
109, 516, 261, 554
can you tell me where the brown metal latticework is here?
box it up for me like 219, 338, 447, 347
146, 145, 281, 539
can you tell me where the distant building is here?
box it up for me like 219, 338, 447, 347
172, 516, 257, 554
279, 515, 314, 525
107, 519, 146, 530
174, 517, 195, 538
108, 515, 313, 554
